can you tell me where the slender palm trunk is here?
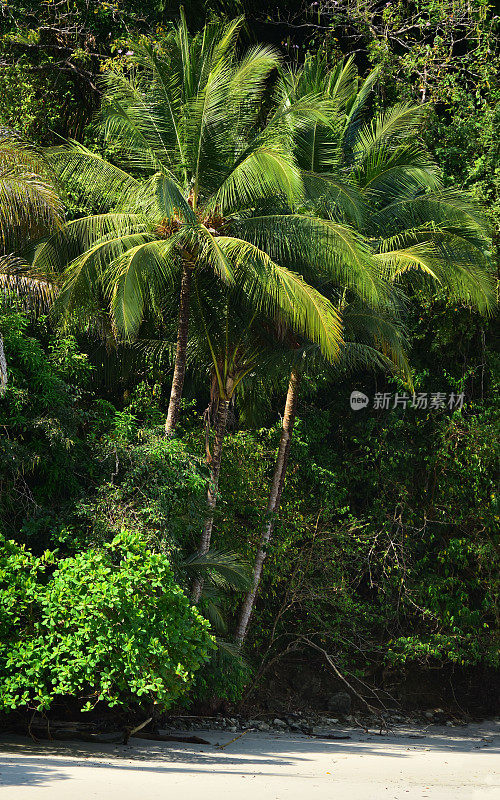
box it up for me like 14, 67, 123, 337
0, 333, 7, 396
191, 379, 233, 603
165, 262, 192, 437
235, 365, 302, 644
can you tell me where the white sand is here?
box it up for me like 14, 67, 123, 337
0, 721, 498, 799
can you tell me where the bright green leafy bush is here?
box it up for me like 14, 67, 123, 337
0, 531, 214, 712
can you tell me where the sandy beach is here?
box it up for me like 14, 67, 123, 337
0, 721, 498, 799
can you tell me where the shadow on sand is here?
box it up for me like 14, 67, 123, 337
0, 724, 497, 788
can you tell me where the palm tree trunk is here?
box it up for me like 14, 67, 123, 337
165, 261, 192, 437
0, 333, 7, 396
235, 365, 302, 644
191, 380, 233, 602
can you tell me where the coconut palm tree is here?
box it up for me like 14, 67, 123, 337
234, 297, 410, 644
0, 128, 63, 393
186, 255, 397, 603
278, 51, 493, 307
30, 15, 373, 436
187, 273, 308, 602
233, 53, 495, 645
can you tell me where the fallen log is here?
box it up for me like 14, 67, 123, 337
133, 732, 211, 745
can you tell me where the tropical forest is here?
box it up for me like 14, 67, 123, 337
0, 1, 498, 751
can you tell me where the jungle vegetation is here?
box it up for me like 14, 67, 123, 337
0, 1, 498, 717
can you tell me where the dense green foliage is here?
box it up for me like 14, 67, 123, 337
0, 1, 498, 714
2, 302, 497, 710
0, 308, 214, 712
0, 530, 213, 712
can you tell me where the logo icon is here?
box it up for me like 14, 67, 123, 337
350, 390, 369, 411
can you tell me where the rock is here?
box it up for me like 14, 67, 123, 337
273, 719, 287, 728
326, 692, 352, 716
290, 722, 302, 731
257, 722, 271, 732
227, 726, 237, 732
424, 711, 434, 720
311, 726, 351, 739
324, 718, 339, 725
247, 720, 260, 727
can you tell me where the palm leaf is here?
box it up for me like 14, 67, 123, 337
215, 236, 344, 362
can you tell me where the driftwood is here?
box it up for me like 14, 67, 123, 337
133, 732, 211, 745
122, 716, 152, 745
8, 718, 211, 746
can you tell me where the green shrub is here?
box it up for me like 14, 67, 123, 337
0, 531, 215, 712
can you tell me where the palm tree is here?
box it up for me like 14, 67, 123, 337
187, 263, 396, 606
233, 53, 495, 645
0, 128, 62, 256
0, 128, 63, 394
30, 14, 363, 436
279, 51, 493, 309
234, 299, 410, 644
186, 274, 318, 601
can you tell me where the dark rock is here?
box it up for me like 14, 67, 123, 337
311, 727, 351, 740
327, 692, 352, 716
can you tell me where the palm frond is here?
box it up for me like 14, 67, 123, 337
101, 71, 180, 174
301, 171, 366, 224
210, 143, 303, 214
371, 189, 490, 246
31, 213, 149, 273
182, 549, 251, 591
236, 213, 386, 307
358, 144, 441, 200
45, 141, 141, 210
376, 241, 495, 314
216, 235, 344, 362
0, 129, 63, 251
354, 102, 429, 159
340, 301, 411, 384
107, 237, 181, 338
0, 255, 57, 313
55, 231, 155, 320
342, 66, 379, 161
